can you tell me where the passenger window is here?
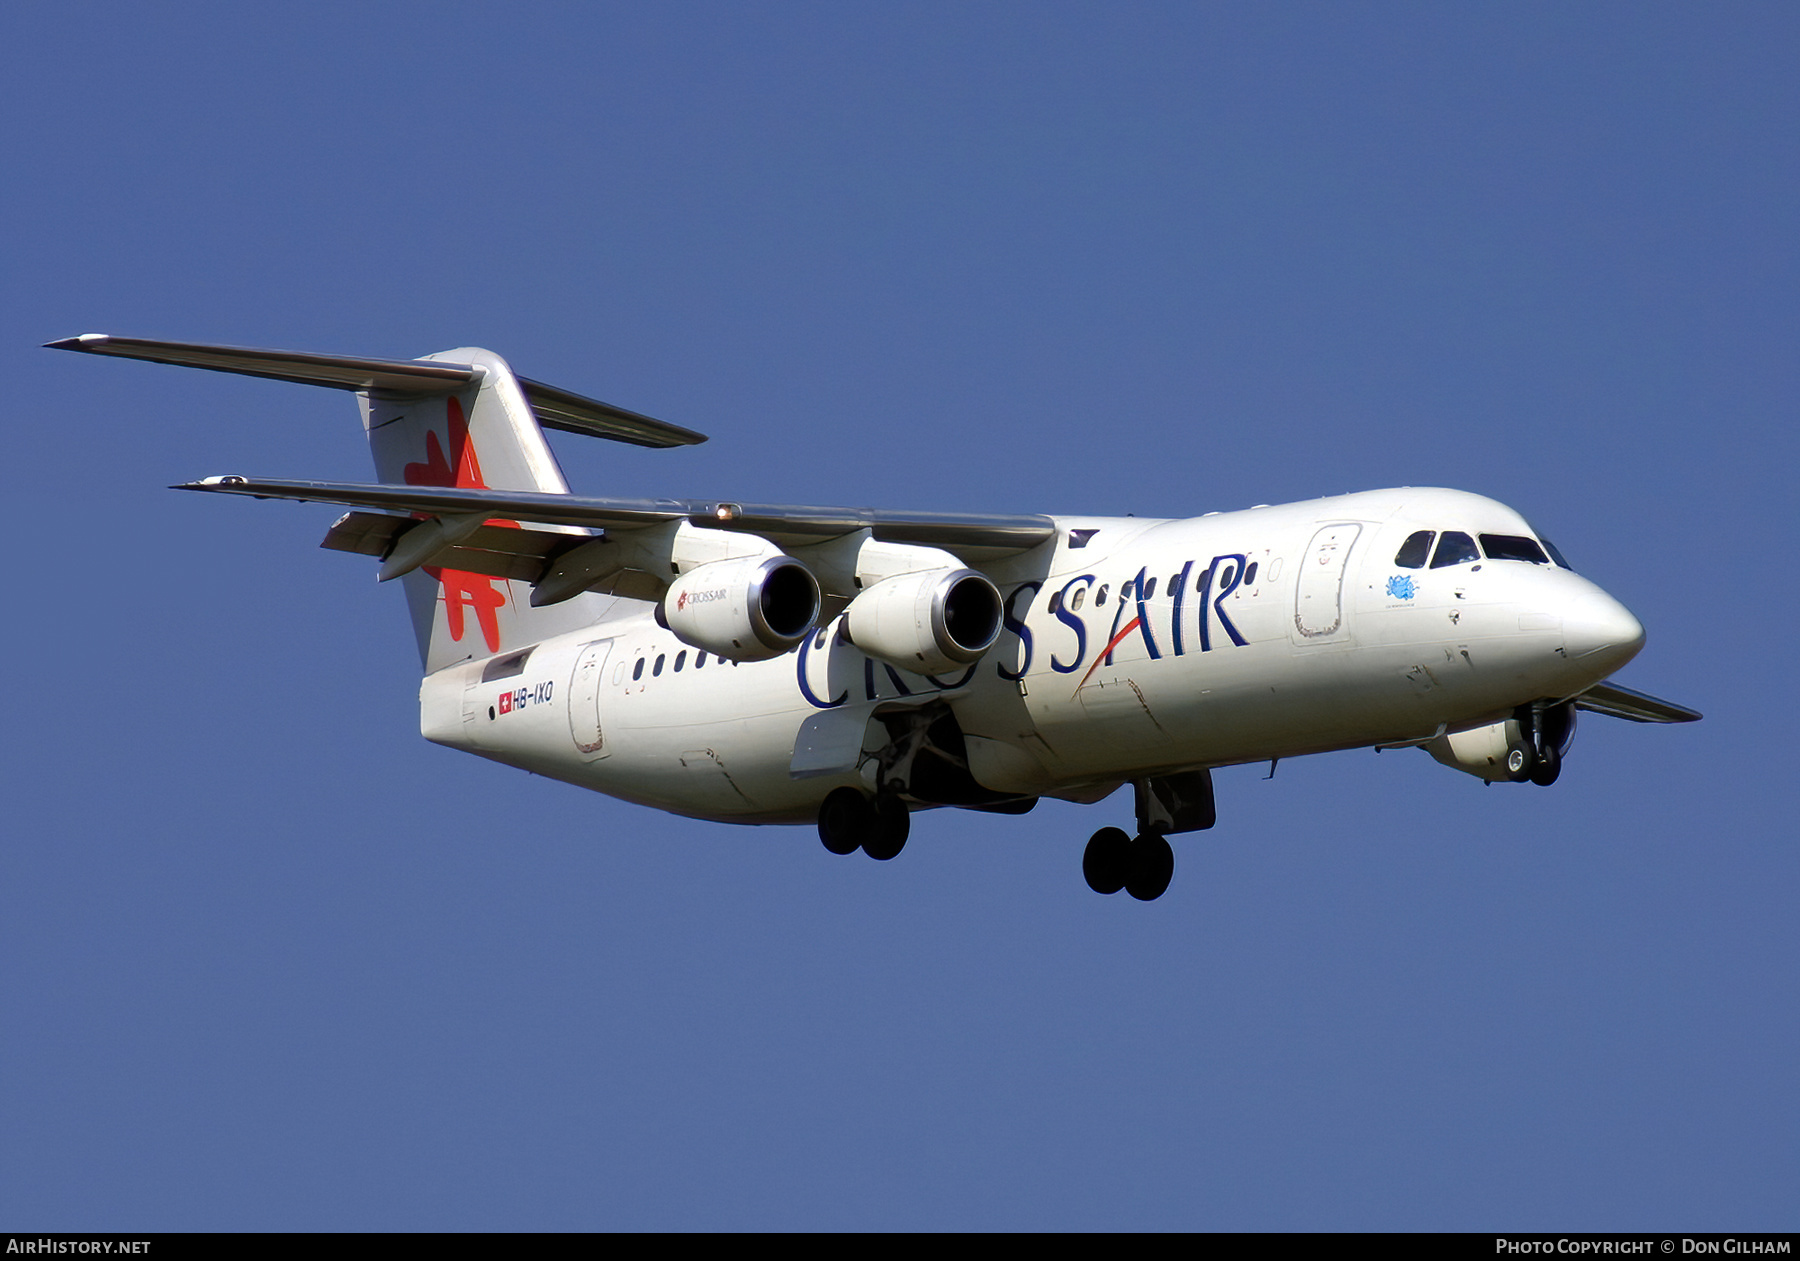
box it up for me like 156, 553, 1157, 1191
1431, 531, 1479, 568
1244, 562, 1258, 585
632, 658, 645, 681
1196, 567, 1210, 592
653, 654, 665, 677
1479, 534, 1549, 564
1394, 530, 1435, 569
1218, 563, 1237, 588
1095, 585, 1108, 606
1048, 590, 1063, 614
1070, 587, 1086, 612
674, 651, 687, 672
1144, 577, 1158, 599
695, 652, 707, 669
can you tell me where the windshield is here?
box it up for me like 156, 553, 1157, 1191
1430, 531, 1480, 568
1479, 534, 1550, 564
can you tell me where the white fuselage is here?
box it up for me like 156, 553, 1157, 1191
420, 487, 1645, 824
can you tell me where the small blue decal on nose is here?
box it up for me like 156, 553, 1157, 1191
1386, 574, 1417, 600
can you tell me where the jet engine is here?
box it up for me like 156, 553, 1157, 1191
1425, 702, 1577, 786
660, 555, 821, 661
842, 567, 1003, 676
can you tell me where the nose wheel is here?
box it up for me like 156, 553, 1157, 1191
1510, 702, 1573, 786
1527, 742, 1561, 786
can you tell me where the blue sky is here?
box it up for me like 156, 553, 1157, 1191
3, 2, 1794, 1230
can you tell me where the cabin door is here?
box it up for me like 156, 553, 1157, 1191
568, 639, 615, 758
1292, 524, 1361, 644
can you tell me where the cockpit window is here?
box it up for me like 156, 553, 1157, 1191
1394, 530, 1435, 569
1479, 534, 1550, 564
1540, 538, 1573, 570
1430, 531, 1479, 568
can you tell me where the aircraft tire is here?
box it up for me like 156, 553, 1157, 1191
863, 796, 910, 861
1125, 831, 1175, 902
1082, 827, 1131, 895
1504, 742, 1534, 783
818, 787, 869, 855
1528, 743, 1561, 787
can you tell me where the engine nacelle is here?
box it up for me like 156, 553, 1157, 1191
1426, 719, 1532, 783
660, 555, 821, 661
842, 567, 1003, 676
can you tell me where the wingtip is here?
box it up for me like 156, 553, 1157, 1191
45, 333, 112, 351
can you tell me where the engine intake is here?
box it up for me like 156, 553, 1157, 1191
842, 567, 1003, 676
661, 555, 820, 661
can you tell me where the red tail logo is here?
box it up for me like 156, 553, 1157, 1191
402, 397, 518, 652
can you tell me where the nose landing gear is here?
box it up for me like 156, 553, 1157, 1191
1512, 701, 1577, 787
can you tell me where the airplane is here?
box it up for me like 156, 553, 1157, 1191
49, 334, 1701, 901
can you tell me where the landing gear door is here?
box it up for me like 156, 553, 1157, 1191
569, 639, 614, 759
1292, 523, 1362, 645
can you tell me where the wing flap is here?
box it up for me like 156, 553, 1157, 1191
1573, 681, 1702, 723
320, 511, 409, 558
320, 511, 596, 585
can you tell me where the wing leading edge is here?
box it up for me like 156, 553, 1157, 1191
1572, 681, 1702, 724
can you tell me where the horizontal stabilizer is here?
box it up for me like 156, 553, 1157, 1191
187, 475, 1059, 556
47, 334, 705, 448
1573, 681, 1702, 723
514, 375, 705, 448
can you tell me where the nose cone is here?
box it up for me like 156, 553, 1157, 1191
1563, 589, 1645, 674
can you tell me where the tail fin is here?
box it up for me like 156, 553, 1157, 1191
47, 334, 705, 673
361, 347, 604, 670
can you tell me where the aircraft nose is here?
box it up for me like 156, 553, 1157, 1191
1562, 589, 1645, 672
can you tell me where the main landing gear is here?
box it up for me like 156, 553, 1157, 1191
815, 762, 1220, 904
817, 786, 911, 861
1083, 826, 1175, 901
1080, 768, 1217, 902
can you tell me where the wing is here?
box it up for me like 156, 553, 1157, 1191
179, 476, 1057, 555
1572, 680, 1702, 723
180, 476, 1059, 604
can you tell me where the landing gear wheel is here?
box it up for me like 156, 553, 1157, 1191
862, 795, 910, 861
817, 787, 869, 855
1504, 742, 1533, 782
1125, 831, 1175, 902
1083, 827, 1132, 895
1528, 742, 1561, 787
